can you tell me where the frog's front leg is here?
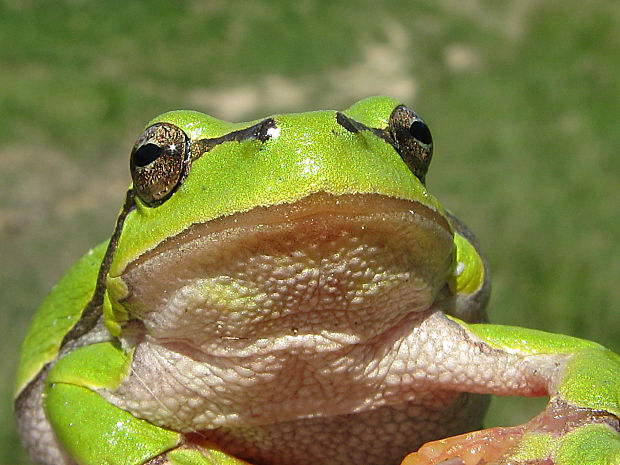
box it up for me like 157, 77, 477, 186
41, 342, 250, 465
398, 313, 620, 465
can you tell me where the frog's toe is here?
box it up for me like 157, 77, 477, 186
400, 425, 525, 465
401, 399, 620, 465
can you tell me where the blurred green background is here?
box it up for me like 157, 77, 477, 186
1, 1, 618, 464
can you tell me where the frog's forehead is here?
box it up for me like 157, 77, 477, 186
150, 95, 402, 138
111, 97, 442, 274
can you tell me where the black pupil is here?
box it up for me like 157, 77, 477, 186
409, 120, 432, 145
133, 143, 164, 167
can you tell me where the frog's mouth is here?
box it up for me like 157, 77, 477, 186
117, 192, 455, 355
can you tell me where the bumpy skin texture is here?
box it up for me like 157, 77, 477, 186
14, 97, 620, 465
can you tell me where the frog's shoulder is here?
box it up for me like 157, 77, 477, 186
14, 242, 107, 397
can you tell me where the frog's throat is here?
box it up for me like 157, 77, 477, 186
111, 192, 455, 352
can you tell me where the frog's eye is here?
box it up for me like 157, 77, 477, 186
130, 123, 190, 207
388, 105, 433, 183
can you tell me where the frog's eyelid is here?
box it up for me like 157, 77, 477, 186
190, 118, 277, 160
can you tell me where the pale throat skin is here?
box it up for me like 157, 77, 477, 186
14, 97, 620, 465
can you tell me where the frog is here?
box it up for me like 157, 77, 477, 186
14, 96, 620, 465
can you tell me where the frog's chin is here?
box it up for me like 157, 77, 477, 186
117, 192, 455, 354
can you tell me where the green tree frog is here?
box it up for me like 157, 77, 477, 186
14, 97, 620, 465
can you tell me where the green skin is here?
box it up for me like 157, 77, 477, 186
14, 97, 620, 465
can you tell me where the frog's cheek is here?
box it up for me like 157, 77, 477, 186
44, 343, 182, 465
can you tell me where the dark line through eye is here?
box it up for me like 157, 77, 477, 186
190, 118, 277, 160
336, 112, 360, 133
335, 112, 392, 143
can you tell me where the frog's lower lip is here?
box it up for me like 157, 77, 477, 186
119, 192, 454, 346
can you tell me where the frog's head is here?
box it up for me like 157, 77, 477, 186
105, 97, 464, 350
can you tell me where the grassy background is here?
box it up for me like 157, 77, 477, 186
1, 1, 618, 464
